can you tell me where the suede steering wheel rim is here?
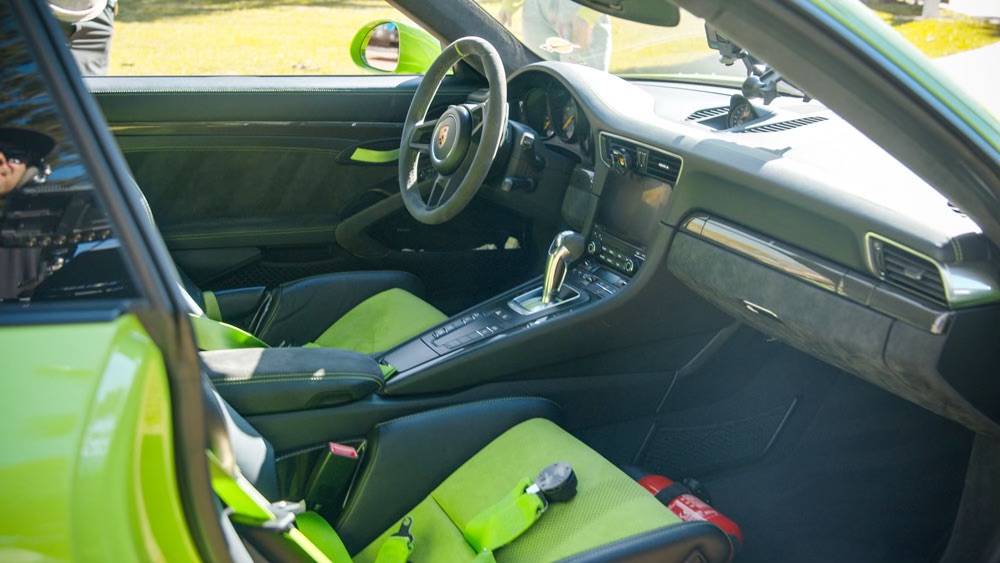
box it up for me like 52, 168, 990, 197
399, 37, 508, 225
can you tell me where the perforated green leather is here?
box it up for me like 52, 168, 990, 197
311, 288, 447, 354
354, 419, 682, 562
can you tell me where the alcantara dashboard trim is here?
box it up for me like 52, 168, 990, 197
681, 214, 953, 334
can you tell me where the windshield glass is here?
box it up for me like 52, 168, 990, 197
477, 0, 745, 79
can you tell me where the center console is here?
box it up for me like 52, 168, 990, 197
380, 133, 680, 382
379, 255, 633, 375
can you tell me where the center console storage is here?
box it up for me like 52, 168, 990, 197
202, 347, 386, 415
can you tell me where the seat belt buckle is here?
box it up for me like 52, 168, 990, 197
528, 461, 578, 507
304, 441, 362, 521
391, 516, 414, 547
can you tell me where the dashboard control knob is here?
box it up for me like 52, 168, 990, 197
587, 240, 600, 254
610, 146, 630, 175
624, 259, 636, 273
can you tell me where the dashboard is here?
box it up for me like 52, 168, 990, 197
499, 61, 1000, 437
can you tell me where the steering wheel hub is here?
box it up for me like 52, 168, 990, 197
430, 106, 472, 175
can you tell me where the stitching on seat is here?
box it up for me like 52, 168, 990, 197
212, 375, 382, 387
274, 443, 328, 461
257, 288, 284, 341
374, 397, 563, 430
208, 370, 381, 381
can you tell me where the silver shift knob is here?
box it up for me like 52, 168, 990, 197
542, 230, 585, 304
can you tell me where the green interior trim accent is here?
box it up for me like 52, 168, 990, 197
351, 147, 400, 164
379, 363, 398, 379
296, 512, 353, 563
311, 288, 447, 354
202, 291, 222, 322
189, 313, 269, 351
463, 478, 544, 553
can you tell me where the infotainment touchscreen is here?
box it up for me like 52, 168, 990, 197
596, 172, 671, 247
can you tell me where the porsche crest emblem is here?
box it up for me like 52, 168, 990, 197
437, 124, 450, 148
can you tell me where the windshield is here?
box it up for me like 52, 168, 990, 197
477, 0, 745, 79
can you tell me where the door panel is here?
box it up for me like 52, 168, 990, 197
90, 76, 536, 312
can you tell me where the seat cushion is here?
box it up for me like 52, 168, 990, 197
353, 418, 685, 563
311, 287, 447, 354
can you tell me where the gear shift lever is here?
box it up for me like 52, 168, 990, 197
542, 230, 585, 304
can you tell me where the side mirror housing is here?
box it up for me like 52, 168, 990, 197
350, 20, 441, 74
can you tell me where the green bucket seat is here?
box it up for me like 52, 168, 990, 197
205, 387, 735, 563
130, 178, 447, 354
182, 268, 447, 353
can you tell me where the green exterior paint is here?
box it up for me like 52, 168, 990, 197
350, 20, 442, 74
808, 0, 1000, 153
0, 314, 200, 562
350, 147, 401, 164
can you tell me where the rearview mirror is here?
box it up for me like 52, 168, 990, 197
570, 0, 679, 26
350, 20, 442, 74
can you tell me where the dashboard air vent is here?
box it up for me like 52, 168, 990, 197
741, 116, 827, 133
645, 150, 681, 184
686, 107, 728, 121
870, 237, 948, 307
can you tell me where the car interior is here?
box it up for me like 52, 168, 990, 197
5, 0, 1000, 561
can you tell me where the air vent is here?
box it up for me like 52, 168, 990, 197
741, 116, 827, 133
686, 107, 728, 121
645, 150, 681, 184
947, 201, 967, 218
870, 237, 948, 307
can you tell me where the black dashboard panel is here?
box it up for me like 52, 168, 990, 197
499, 62, 1000, 436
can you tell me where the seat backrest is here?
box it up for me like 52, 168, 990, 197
204, 379, 280, 500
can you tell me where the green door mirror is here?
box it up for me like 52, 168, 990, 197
350, 20, 441, 74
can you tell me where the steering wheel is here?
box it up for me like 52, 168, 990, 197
399, 37, 507, 224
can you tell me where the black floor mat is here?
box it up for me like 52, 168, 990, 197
635, 330, 973, 563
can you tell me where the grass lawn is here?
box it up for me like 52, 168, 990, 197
868, 1, 1000, 57
107, 0, 1000, 76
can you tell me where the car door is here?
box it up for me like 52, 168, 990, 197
86, 4, 536, 314
0, 2, 206, 559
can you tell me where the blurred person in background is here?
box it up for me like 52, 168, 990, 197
497, 0, 611, 71
49, 0, 117, 75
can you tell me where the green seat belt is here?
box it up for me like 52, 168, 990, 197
189, 313, 269, 350
375, 462, 577, 563
463, 477, 546, 553
207, 450, 351, 563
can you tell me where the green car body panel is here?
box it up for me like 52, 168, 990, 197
0, 314, 199, 562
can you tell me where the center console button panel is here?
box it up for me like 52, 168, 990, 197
589, 225, 646, 277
